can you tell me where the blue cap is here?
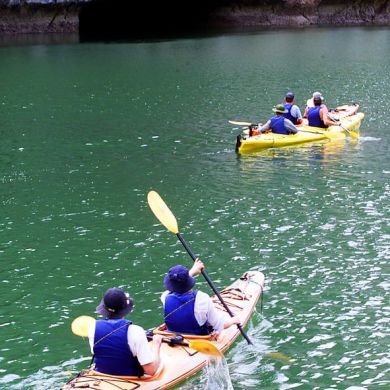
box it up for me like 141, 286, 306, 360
164, 265, 196, 294
96, 288, 134, 319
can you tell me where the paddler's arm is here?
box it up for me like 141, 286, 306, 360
195, 291, 241, 340
129, 325, 163, 376
321, 105, 333, 126
189, 258, 204, 277
257, 120, 271, 133
292, 105, 303, 125
142, 335, 162, 376
223, 315, 241, 328
303, 105, 309, 118
88, 321, 96, 354
284, 118, 298, 134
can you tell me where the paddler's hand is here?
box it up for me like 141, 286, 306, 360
189, 258, 204, 277
231, 316, 241, 326
209, 331, 220, 341
223, 315, 241, 329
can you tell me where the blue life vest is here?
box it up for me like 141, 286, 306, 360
94, 319, 144, 377
284, 103, 297, 124
270, 116, 289, 134
164, 291, 210, 335
307, 106, 327, 128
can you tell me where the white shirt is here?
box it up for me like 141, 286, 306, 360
161, 290, 226, 332
306, 98, 315, 108
88, 321, 154, 366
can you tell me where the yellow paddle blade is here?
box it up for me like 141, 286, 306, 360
71, 315, 96, 337
265, 351, 294, 364
347, 129, 359, 139
188, 340, 222, 357
340, 125, 359, 139
229, 120, 252, 126
147, 191, 179, 234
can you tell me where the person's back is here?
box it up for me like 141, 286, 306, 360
90, 287, 162, 377
257, 104, 298, 135
270, 115, 289, 134
94, 318, 144, 376
164, 290, 210, 335
306, 96, 330, 128
283, 92, 303, 125
307, 106, 326, 128
161, 260, 240, 338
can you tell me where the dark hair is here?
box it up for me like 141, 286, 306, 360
285, 92, 294, 103
313, 96, 322, 106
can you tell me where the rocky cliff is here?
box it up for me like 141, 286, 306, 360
0, 0, 389, 36
0, 2, 80, 34
211, 0, 390, 28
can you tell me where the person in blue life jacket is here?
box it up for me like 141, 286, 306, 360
161, 260, 241, 339
305, 91, 323, 112
89, 287, 162, 377
304, 95, 333, 128
255, 104, 299, 135
284, 92, 303, 125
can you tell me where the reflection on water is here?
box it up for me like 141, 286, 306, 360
0, 33, 79, 47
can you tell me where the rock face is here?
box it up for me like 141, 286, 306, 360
211, 0, 390, 28
0, 0, 389, 35
0, 3, 80, 34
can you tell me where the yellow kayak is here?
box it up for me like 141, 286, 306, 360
235, 105, 365, 154
61, 270, 265, 390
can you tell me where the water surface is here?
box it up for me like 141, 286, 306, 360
0, 27, 389, 389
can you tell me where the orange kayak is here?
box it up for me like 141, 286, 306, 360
61, 270, 265, 390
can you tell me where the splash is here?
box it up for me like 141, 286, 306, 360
204, 357, 234, 390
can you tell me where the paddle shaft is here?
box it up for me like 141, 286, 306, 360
327, 114, 358, 138
338, 122, 354, 136
147, 334, 190, 348
176, 232, 253, 345
298, 129, 328, 136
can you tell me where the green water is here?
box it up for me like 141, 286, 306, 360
0, 27, 389, 389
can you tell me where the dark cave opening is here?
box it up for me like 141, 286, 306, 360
78, 0, 228, 41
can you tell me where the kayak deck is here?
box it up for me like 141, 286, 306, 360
61, 270, 265, 390
235, 105, 364, 154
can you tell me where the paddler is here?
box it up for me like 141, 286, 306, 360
284, 91, 303, 125
89, 287, 162, 377
305, 91, 323, 109
161, 259, 241, 339
304, 95, 334, 128
255, 104, 299, 135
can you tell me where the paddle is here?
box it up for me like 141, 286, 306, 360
147, 190, 253, 345
71, 316, 221, 356
71, 315, 95, 337
229, 120, 253, 126
327, 114, 359, 139
297, 128, 331, 137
